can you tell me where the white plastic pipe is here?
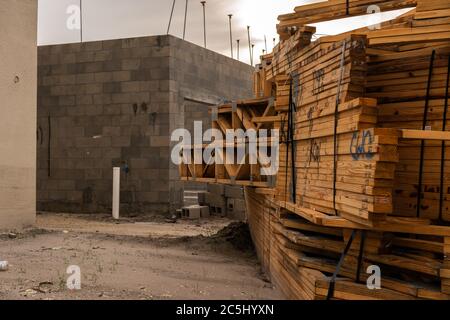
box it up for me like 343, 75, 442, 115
113, 167, 120, 220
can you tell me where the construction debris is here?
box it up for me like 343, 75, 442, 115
0, 261, 8, 271
179, 0, 450, 299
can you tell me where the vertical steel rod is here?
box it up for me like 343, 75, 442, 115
167, 0, 176, 34
201, 1, 206, 48
247, 26, 252, 65
228, 14, 233, 58
183, 0, 189, 40
80, 0, 83, 42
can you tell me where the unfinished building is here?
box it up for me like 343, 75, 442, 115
37, 35, 254, 215
0, 0, 37, 230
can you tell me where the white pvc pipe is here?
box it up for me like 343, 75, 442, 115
112, 167, 120, 220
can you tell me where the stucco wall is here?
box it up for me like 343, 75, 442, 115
0, 0, 37, 230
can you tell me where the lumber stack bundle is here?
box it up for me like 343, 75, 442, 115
370, 47, 450, 221
276, 94, 401, 226
179, 0, 450, 300
362, 0, 450, 221
267, 33, 401, 226
276, 0, 418, 40
246, 187, 450, 300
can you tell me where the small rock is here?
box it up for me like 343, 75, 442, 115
0, 261, 8, 271
20, 288, 38, 297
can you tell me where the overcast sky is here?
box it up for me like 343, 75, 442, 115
37, 0, 412, 65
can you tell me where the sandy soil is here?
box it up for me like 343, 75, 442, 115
36, 212, 232, 238
0, 213, 281, 300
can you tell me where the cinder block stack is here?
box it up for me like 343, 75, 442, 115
181, 190, 209, 219
205, 184, 227, 216
183, 190, 207, 207
225, 185, 247, 221
181, 205, 209, 220
204, 184, 247, 220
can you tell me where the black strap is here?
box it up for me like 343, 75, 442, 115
284, 82, 292, 204
48, 116, 51, 177
417, 50, 436, 218
332, 42, 346, 214
346, 0, 350, 15
439, 55, 450, 221
356, 231, 366, 283
327, 229, 357, 300
288, 79, 297, 204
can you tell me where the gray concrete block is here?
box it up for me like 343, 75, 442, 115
129, 158, 149, 169
82, 62, 104, 73
102, 126, 121, 137
224, 185, 244, 199
111, 93, 131, 104
67, 106, 86, 116
103, 105, 122, 115
111, 115, 131, 126
102, 39, 122, 50
76, 95, 93, 105
94, 51, 112, 62
76, 73, 95, 84
93, 94, 112, 104
103, 60, 122, 72
122, 59, 141, 70
59, 96, 75, 106
103, 82, 121, 93
111, 136, 131, 147
113, 71, 131, 82
207, 183, 225, 196
140, 81, 159, 92
205, 193, 226, 206
85, 83, 103, 94
82, 41, 103, 52
102, 148, 122, 159
94, 72, 113, 83
136, 191, 159, 202
122, 38, 139, 49
150, 136, 168, 147
85, 105, 103, 116
58, 180, 76, 190
181, 206, 205, 220
121, 81, 141, 93
76, 51, 95, 63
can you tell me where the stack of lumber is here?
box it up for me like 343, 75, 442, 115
276, 0, 418, 39
247, 187, 450, 300
278, 98, 400, 226
179, 0, 450, 300
370, 48, 450, 221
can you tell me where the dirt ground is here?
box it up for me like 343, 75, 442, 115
0, 213, 281, 300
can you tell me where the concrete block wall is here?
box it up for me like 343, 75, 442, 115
0, 0, 37, 230
37, 35, 253, 215
168, 37, 254, 211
